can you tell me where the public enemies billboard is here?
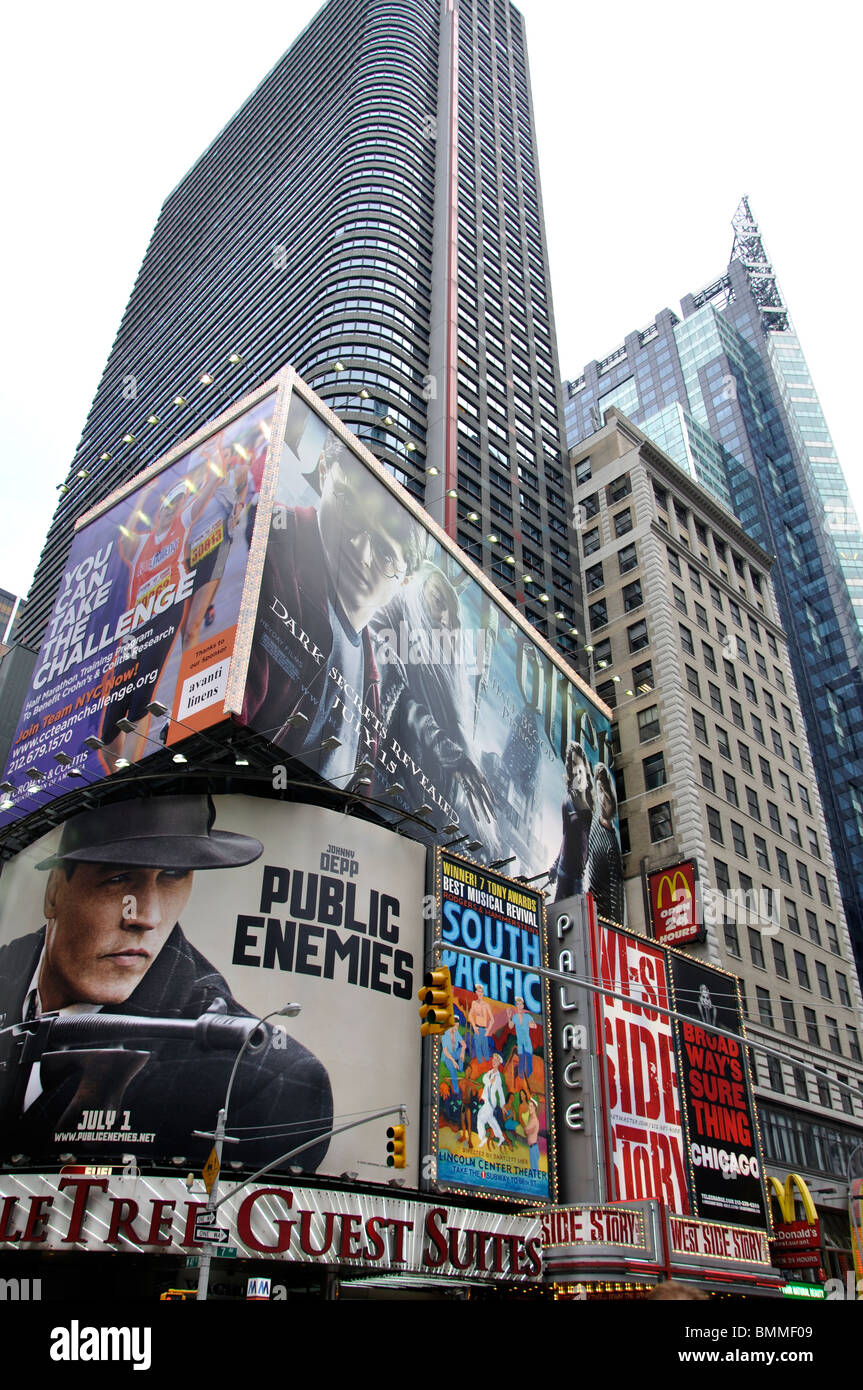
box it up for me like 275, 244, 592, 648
0, 387, 278, 828
0, 795, 425, 1184
431, 849, 552, 1203
233, 372, 622, 901
592, 920, 690, 1214
669, 955, 767, 1229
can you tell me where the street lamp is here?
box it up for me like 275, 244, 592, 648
195, 1003, 301, 1302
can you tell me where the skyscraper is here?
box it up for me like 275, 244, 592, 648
18, 0, 580, 674
564, 199, 863, 990
568, 410, 863, 1250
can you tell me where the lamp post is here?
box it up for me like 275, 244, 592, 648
195, 1003, 301, 1302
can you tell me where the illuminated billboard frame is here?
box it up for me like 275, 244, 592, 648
425, 847, 557, 1205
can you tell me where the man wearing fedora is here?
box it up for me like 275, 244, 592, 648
0, 795, 333, 1171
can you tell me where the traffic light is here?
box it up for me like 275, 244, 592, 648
417, 966, 455, 1035
387, 1124, 406, 1168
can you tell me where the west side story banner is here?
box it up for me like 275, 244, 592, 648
0, 798, 424, 1185
0, 387, 278, 827
234, 373, 622, 896
430, 850, 552, 1203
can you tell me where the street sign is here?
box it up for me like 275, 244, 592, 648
202, 1147, 220, 1193
194, 1223, 230, 1244
195, 1209, 216, 1225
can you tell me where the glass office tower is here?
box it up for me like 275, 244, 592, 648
564, 198, 863, 989
18, 0, 581, 671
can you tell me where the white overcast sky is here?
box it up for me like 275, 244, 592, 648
1, 0, 860, 599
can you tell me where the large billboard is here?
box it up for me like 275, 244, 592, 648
0, 388, 278, 827
429, 849, 553, 1203
0, 795, 424, 1184
232, 374, 622, 897
669, 955, 768, 1229
591, 919, 690, 1213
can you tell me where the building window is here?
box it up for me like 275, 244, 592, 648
695, 603, 709, 630
772, 939, 788, 978
798, 862, 812, 896
724, 919, 740, 956
714, 859, 731, 892
643, 751, 667, 790
748, 927, 766, 969
730, 698, 745, 729
618, 542, 638, 574
589, 599, 608, 631
628, 619, 649, 652
686, 666, 701, 698
771, 728, 784, 758
622, 579, 643, 612
837, 972, 851, 1008
594, 638, 613, 666
788, 815, 801, 847
758, 757, 774, 790
700, 757, 716, 792
807, 911, 821, 946
847, 1027, 862, 1062
693, 710, 709, 745
724, 659, 738, 688
716, 726, 731, 759
781, 997, 797, 1036
794, 951, 811, 989
816, 872, 829, 905
825, 1016, 842, 1055
607, 474, 632, 504
614, 509, 633, 537
731, 822, 747, 857
583, 528, 600, 556
709, 682, 723, 715
667, 548, 682, 576
679, 624, 694, 655
585, 562, 604, 592
638, 705, 661, 742
575, 457, 592, 484
817, 961, 832, 1000
751, 715, 765, 744
746, 787, 760, 820
702, 641, 717, 673
632, 660, 654, 692
754, 836, 770, 871
756, 986, 773, 1027
767, 801, 781, 834
804, 1006, 819, 1045
766, 1055, 783, 1091
648, 802, 674, 843
786, 899, 800, 934
673, 585, 687, 613
707, 806, 724, 844
738, 741, 752, 774
723, 772, 739, 807
826, 920, 840, 953
776, 848, 791, 883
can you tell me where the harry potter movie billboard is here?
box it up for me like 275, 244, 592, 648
0, 796, 425, 1185
232, 372, 623, 900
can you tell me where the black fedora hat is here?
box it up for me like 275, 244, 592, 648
36, 795, 263, 871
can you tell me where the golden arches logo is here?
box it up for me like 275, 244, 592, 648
654, 869, 692, 909
768, 1172, 818, 1224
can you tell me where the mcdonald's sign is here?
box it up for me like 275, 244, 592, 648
768, 1174, 822, 1271
647, 861, 702, 945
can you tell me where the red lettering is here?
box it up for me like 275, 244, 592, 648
106, 1197, 145, 1246
236, 1188, 295, 1254
58, 1176, 109, 1243
0, 1195, 23, 1243
423, 1207, 448, 1268
146, 1198, 176, 1246
338, 1213, 363, 1260
22, 1195, 53, 1243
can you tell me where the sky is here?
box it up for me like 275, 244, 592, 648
1, 0, 860, 600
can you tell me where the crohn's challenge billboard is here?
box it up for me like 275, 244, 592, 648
230, 371, 623, 900
0, 386, 277, 826
0, 796, 424, 1185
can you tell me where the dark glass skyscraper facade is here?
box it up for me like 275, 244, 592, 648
19, 0, 581, 672
564, 200, 863, 988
